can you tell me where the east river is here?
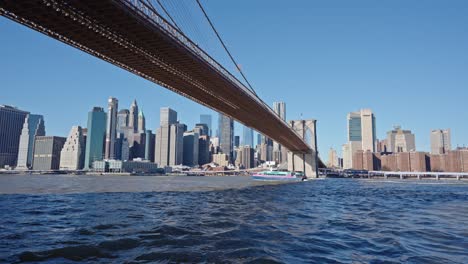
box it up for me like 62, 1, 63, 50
0, 175, 467, 263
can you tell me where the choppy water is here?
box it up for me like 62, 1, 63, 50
0, 175, 467, 263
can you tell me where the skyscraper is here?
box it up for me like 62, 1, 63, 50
431, 129, 451, 154
105, 97, 118, 159
360, 109, 376, 152
129, 99, 138, 132
16, 114, 45, 170
272, 102, 287, 164
169, 123, 186, 166
84, 107, 107, 169
183, 131, 199, 166
200, 114, 212, 136
387, 126, 416, 152
155, 107, 178, 167
145, 130, 155, 162
0, 105, 29, 168
32, 136, 66, 170
218, 113, 234, 161
234, 135, 240, 148
242, 126, 254, 147
117, 109, 129, 134
138, 110, 146, 133
273, 102, 286, 120
194, 124, 210, 165
60, 126, 85, 170
343, 109, 376, 168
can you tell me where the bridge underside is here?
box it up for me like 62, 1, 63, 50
0, 0, 311, 153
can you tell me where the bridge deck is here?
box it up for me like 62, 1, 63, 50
0, 0, 311, 153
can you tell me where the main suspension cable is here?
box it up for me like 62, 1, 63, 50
195, 0, 258, 97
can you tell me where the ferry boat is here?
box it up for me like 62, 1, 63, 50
251, 170, 306, 182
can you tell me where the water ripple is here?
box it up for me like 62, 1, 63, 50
0, 178, 467, 263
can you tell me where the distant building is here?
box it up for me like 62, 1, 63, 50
272, 102, 286, 164
218, 114, 234, 161
144, 130, 155, 162
117, 109, 129, 134
155, 107, 177, 167
430, 129, 451, 154
169, 123, 186, 166
129, 99, 138, 132
198, 135, 210, 165
200, 114, 212, 136
93, 159, 160, 173
0, 105, 29, 168
236, 145, 254, 169
60, 126, 85, 170
32, 136, 66, 170
183, 131, 199, 166
343, 109, 376, 168
16, 114, 45, 170
242, 126, 253, 147
138, 110, 146, 133
234, 135, 240, 148
327, 147, 339, 168
84, 107, 107, 169
387, 126, 416, 152
193, 123, 210, 165
105, 97, 118, 159
212, 153, 229, 167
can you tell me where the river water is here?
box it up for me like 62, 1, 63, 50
0, 175, 467, 263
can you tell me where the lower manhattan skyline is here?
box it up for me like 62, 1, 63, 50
2, 2, 468, 158
1, 1, 467, 263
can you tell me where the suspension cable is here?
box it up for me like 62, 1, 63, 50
195, 0, 258, 97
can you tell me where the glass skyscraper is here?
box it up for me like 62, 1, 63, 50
242, 126, 253, 147
218, 113, 234, 161
0, 105, 29, 168
200, 114, 212, 136
84, 107, 107, 169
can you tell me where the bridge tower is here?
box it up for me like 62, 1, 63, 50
287, 120, 319, 178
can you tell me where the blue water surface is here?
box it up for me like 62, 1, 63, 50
0, 177, 467, 263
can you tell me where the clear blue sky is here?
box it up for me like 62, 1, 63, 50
1, 0, 468, 160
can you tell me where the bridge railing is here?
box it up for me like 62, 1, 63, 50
122, 0, 296, 134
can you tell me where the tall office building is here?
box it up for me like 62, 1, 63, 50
155, 107, 178, 167
218, 113, 234, 161
183, 131, 199, 166
32, 136, 66, 170
160, 107, 177, 126
431, 129, 451, 154
105, 97, 118, 159
272, 102, 287, 163
117, 109, 129, 133
234, 136, 240, 148
138, 110, 146, 133
200, 114, 212, 136
194, 124, 210, 165
144, 130, 155, 162
273, 102, 286, 120
360, 109, 376, 152
60, 126, 85, 170
129, 99, 138, 132
242, 126, 254, 147
236, 145, 254, 169
343, 109, 376, 168
0, 105, 29, 168
257, 133, 262, 147
387, 126, 416, 153
84, 107, 107, 169
169, 123, 186, 166
327, 147, 339, 168
16, 114, 45, 170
